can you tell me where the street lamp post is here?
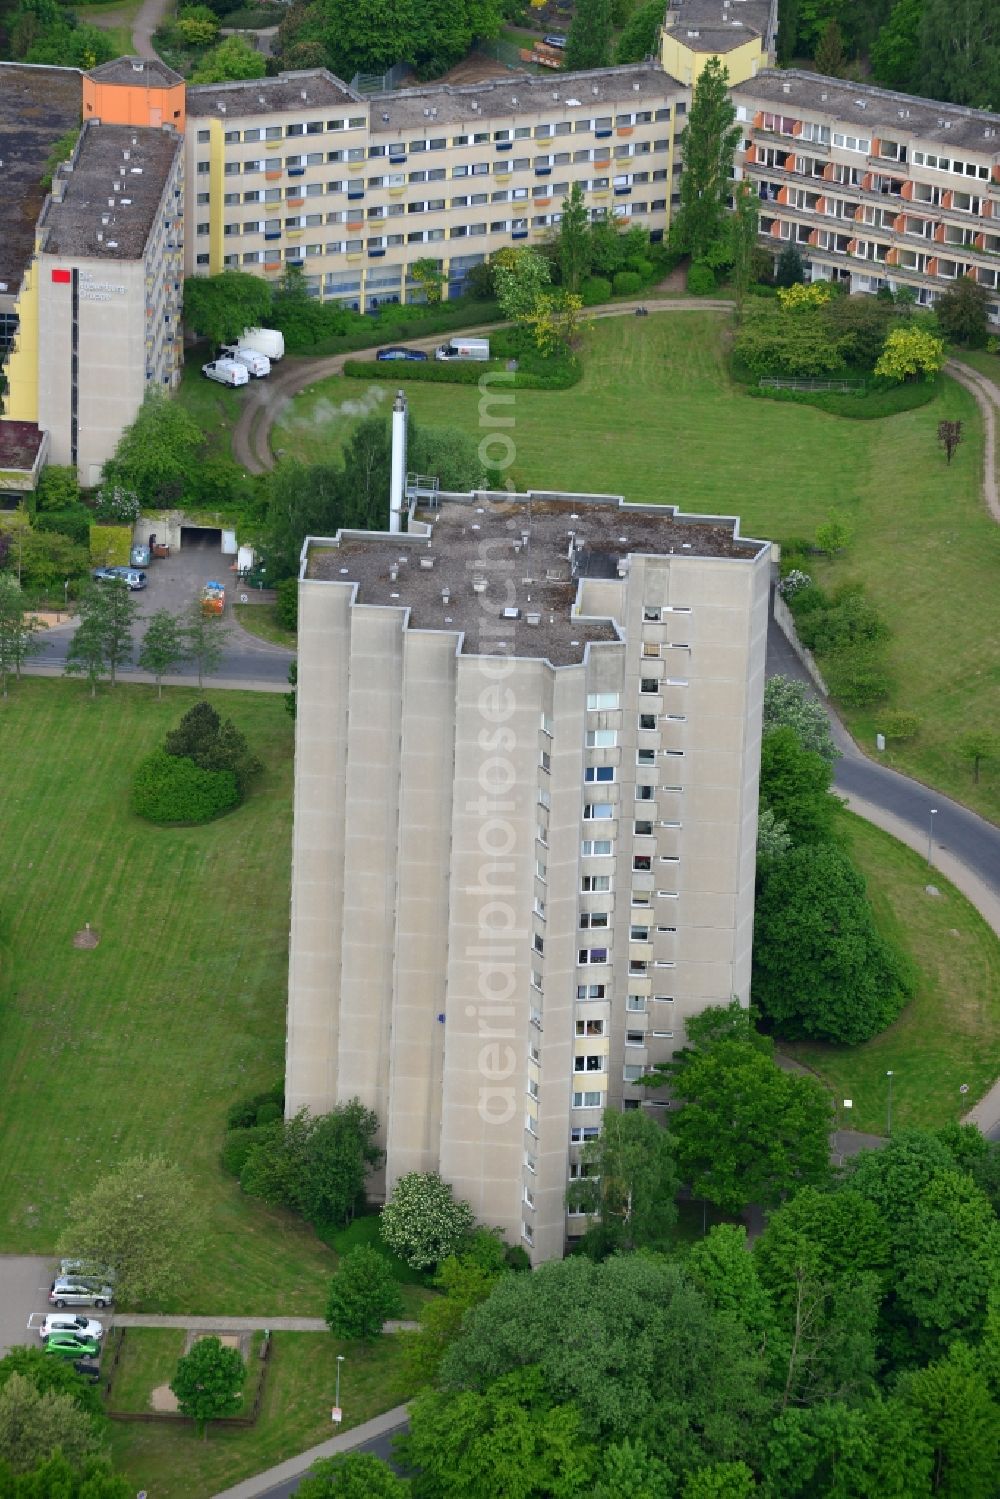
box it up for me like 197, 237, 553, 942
333, 1353, 344, 1422
886, 1071, 894, 1136
927, 807, 938, 864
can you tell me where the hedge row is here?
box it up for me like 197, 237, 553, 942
749, 376, 939, 420
276, 298, 501, 357
343, 355, 581, 390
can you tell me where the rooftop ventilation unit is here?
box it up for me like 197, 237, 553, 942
131, 60, 143, 72
473, 578, 487, 593
502, 606, 520, 620
419, 555, 435, 569
525, 611, 541, 626
301, 90, 309, 101
382, 112, 389, 122
107, 239, 118, 248
441, 587, 450, 604
123, 149, 130, 161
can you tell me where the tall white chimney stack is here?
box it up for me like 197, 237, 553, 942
389, 389, 407, 533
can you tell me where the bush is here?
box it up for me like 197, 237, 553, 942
325, 1245, 403, 1341
793, 584, 889, 656
581, 276, 613, 306
221, 1123, 280, 1177
613, 270, 643, 298
226, 1083, 285, 1130
89, 524, 133, 566
822, 644, 893, 707
687, 261, 717, 296
35, 465, 80, 512
35, 507, 91, 547
747, 377, 937, 418
132, 747, 239, 825
876, 710, 921, 742
275, 576, 298, 632
342, 357, 581, 391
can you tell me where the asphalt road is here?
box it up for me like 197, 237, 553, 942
31, 534, 294, 687
766, 621, 1000, 899
249, 1422, 408, 1499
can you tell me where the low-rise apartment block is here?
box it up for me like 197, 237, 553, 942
287, 486, 769, 1261
183, 64, 685, 309
735, 69, 1000, 323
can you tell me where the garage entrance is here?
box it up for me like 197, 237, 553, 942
180, 525, 223, 552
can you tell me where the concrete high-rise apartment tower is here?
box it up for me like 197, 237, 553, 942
286, 470, 770, 1263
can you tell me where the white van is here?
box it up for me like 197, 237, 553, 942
202, 358, 249, 388
435, 337, 490, 362
223, 346, 271, 378
239, 327, 284, 362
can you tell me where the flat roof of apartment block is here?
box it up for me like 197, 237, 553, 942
39, 120, 180, 261
739, 69, 1000, 155
368, 64, 678, 134
305, 492, 766, 666
187, 69, 361, 118
0, 63, 82, 296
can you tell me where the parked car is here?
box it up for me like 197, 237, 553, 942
238, 326, 284, 361
45, 1332, 102, 1359
435, 337, 490, 361
543, 33, 567, 47
222, 345, 271, 378
130, 544, 151, 568
202, 358, 249, 388
49, 1278, 114, 1309
110, 566, 147, 590
40, 1313, 104, 1342
376, 346, 429, 362
90, 565, 118, 584
59, 1259, 116, 1282
73, 1359, 102, 1382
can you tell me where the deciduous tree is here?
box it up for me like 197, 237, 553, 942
325, 1244, 403, 1340
170, 1336, 246, 1438
558, 183, 591, 294
0, 574, 45, 697
565, 0, 612, 70
58, 1153, 203, 1307
138, 609, 186, 698
566, 1108, 678, 1255
957, 729, 998, 783
897, 1341, 1000, 1498
666, 1040, 831, 1213
182, 600, 228, 688
190, 33, 267, 82
762, 676, 838, 765
918, 0, 1000, 110
183, 270, 273, 347
752, 843, 912, 1044
296, 1453, 410, 1497
492, 247, 551, 325
102, 392, 204, 508
758, 725, 837, 846
874, 325, 946, 382
380, 1172, 475, 1270
239, 1103, 381, 1226
871, 0, 922, 91
0, 1373, 102, 1474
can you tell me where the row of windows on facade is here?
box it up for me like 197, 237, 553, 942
196, 108, 675, 148
740, 108, 997, 182
198, 164, 668, 211
200, 207, 667, 260
750, 160, 995, 220
196, 142, 673, 176
200, 183, 667, 235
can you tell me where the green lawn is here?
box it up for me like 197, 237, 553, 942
272, 312, 1000, 823
0, 679, 336, 1314
107, 1329, 186, 1414
176, 357, 249, 461
109, 1331, 416, 1499
779, 812, 1000, 1134
233, 602, 297, 650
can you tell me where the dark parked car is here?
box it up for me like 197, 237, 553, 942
376, 346, 429, 361
73, 1359, 102, 1382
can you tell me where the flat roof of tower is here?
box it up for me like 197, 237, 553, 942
663, 0, 774, 51
304, 492, 767, 666
39, 120, 181, 260
738, 69, 1000, 155
0, 63, 82, 298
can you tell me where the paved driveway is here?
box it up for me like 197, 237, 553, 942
0, 1256, 112, 1357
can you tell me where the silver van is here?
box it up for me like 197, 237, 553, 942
49, 1277, 114, 1308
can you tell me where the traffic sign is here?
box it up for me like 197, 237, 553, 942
331, 1406, 342, 1423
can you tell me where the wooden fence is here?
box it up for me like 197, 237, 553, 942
104, 1327, 272, 1426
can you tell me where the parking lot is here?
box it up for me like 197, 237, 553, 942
0, 1255, 111, 1357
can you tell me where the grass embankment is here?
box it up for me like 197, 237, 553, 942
76, 0, 144, 54
273, 312, 1000, 823
0, 679, 335, 1314
233, 602, 297, 650
780, 812, 1000, 1134
109, 1331, 415, 1499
